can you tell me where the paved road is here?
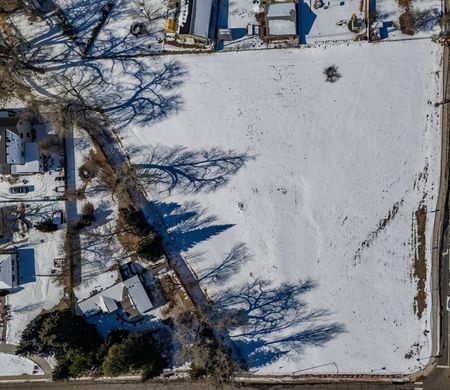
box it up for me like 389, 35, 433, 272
0, 381, 418, 389
421, 20, 450, 388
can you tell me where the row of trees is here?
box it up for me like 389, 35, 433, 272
16, 308, 235, 383
16, 309, 168, 380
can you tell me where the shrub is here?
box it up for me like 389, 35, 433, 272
119, 207, 151, 237
73, 202, 96, 230
102, 332, 166, 379
399, 9, 416, 35
16, 309, 103, 359
136, 234, 164, 263
35, 219, 58, 232
324, 65, 341, 83
78, 162, 98, 182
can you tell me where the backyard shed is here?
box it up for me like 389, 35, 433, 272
177, 0, 214, 41
265, 1, 298, 37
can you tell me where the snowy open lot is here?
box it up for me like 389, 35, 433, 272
121, 40, 442, 374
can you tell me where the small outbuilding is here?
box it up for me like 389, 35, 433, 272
177, 0, 215, 42
265, 1, 298, 38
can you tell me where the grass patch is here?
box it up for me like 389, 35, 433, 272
413, 204, 427, 319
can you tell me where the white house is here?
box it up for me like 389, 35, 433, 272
77, 275, 153, 318
0, 117, 42, 175
0, 252, 18, 290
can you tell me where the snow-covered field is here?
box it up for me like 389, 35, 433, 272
0, 353, 43, 376
121, 40, 442, 374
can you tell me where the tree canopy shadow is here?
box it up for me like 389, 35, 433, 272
62, 0, 105, 41
197, 243, 251, 285
105, 60, 185, 128
46, 58, 185, 130
212, 278, 345, 369
86, 1, 165, 57
133, 144, 253, 194
413, 8, 441, 32
156, 201, 234, 251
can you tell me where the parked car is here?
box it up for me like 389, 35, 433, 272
54, 186, 66, 193
55, 176, 65, 182
447, 296, 450, 312
9, 185, 34, 194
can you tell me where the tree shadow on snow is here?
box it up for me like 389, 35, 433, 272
87, 2, 165, 57
197, 242, 251, 285
62, 0, 105, 40
213, 278, 345, 368
133, 144, 254, 194
156, 201, 234, 252
46, 59, 185, 130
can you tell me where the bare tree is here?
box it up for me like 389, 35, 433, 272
0, 25, 46, 73
133, 0, 163, 23
0, 0, 25, 14
172, 310, 234, 384
0, 65, 30, 106
39, 134, 63, 155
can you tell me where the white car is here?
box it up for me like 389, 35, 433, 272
447, 296, 450, 311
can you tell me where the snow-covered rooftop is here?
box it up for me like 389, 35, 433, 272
177, 0, 213, 38
267, 2, 296, 18
78, 275, 153, 317
266, 2, 297, 36
0, 253, 16, 290
11, 143, 41, 175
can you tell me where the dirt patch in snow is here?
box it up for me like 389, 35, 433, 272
412, 203, 427, 319
0, 294, 7, 341
353, 198, 404, 264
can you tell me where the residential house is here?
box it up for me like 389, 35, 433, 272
0, 252, 18, 290
0, 117, 42, 175
77, 275, 153, 319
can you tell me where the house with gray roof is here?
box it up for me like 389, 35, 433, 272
0, 252, 18, 290
0, 116, 42, 175
176, 0, 216, 42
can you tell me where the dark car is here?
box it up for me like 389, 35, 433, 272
9, 185, 34, 194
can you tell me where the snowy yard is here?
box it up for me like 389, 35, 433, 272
5, 226, 65, 344
0, 353, 43, 376
120, 40, 442, 374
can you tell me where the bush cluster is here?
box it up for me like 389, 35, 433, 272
16, 309, 167, 380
